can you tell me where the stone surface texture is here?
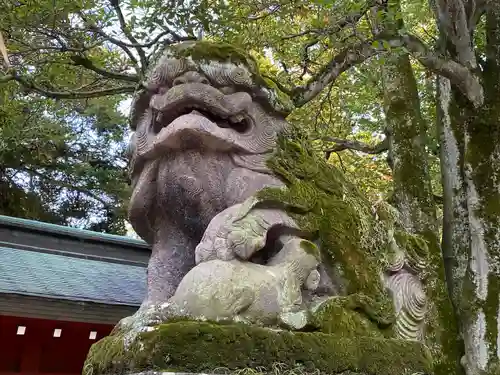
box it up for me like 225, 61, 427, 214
84, 41, 433, 375
123, 41, 323, 329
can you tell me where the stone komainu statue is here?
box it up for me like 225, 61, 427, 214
84, 41, 433, 375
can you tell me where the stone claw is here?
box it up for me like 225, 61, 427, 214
305, 269, 321, 291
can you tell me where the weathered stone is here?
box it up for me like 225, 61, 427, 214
84, 40, 434, 375
168, 236, 320, 327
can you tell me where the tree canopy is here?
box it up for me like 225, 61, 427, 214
0, 0, 442, 231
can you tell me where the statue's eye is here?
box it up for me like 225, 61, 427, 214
172, 71, 210, 86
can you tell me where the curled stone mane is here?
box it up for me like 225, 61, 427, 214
128, 40, 294, 131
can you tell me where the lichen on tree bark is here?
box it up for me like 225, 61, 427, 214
372, 1, 462, 373
434, 2, 500, 373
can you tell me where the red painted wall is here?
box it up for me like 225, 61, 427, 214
0, 315, 114, 375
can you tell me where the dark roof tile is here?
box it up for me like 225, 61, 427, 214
0, 247, 146, 306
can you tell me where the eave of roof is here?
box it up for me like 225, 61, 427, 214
0, 215, 149, 249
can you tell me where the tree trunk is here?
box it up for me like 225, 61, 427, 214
372, 2, 463, 373
436, 74, 470, 334
434, 2, 500, 374
381, 54, 463, 375
459, 5, 500, 373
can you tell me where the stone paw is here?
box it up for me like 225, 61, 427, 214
112, 302, 175, 348
195, 196, 298, 264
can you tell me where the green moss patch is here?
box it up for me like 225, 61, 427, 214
84, 320, 432, 375
257, 129, 396, 328
393, 230, 429, 263
170, 40, 259, 68
309, 297, 384, 338
309, 295, 397, 339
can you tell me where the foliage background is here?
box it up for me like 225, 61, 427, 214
0, 0, 442, 233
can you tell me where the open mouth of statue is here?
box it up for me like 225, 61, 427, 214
137, 83, 261, 156
152, 105, 251, 135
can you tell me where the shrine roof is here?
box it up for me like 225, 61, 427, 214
0, 246, 146, 306
0, 215, 148, 248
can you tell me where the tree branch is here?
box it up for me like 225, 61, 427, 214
109, 0, 148, 69
283, 0, 383, 40
1, 72, 136, 99
69, 55, 139, 82
394, 33, 483, 107
28, 41, 104, 53
323, 137, 389, 160
292, 33, 483, 108
0, 31, 10, 67
248, 4, 281, 20
292, 39, 377, 107
262, 74, 293, 95
20, 166, 111, 209
435, 0, 477, 67
111, 30, 194, 48
78, 11, 140, 68
467, 0, 485, 31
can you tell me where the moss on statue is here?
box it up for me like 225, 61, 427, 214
161, 40, 294, 114
84, 320, 432, 375
393, 229, 429, 266
171, 40, 259, 69
257, 128, 396, 330
83, 334, 126, 374
309, 297, 387, 338
261, 76, 295, 114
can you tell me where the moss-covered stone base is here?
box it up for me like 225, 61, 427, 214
83, 321, 432, 375
308, 297, 388, 338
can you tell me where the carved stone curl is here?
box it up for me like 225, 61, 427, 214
384, 228, 428, 341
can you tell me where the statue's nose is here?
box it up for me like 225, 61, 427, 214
173, 71, 209, 86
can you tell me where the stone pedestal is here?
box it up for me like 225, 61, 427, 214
83, 320, 432, 375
